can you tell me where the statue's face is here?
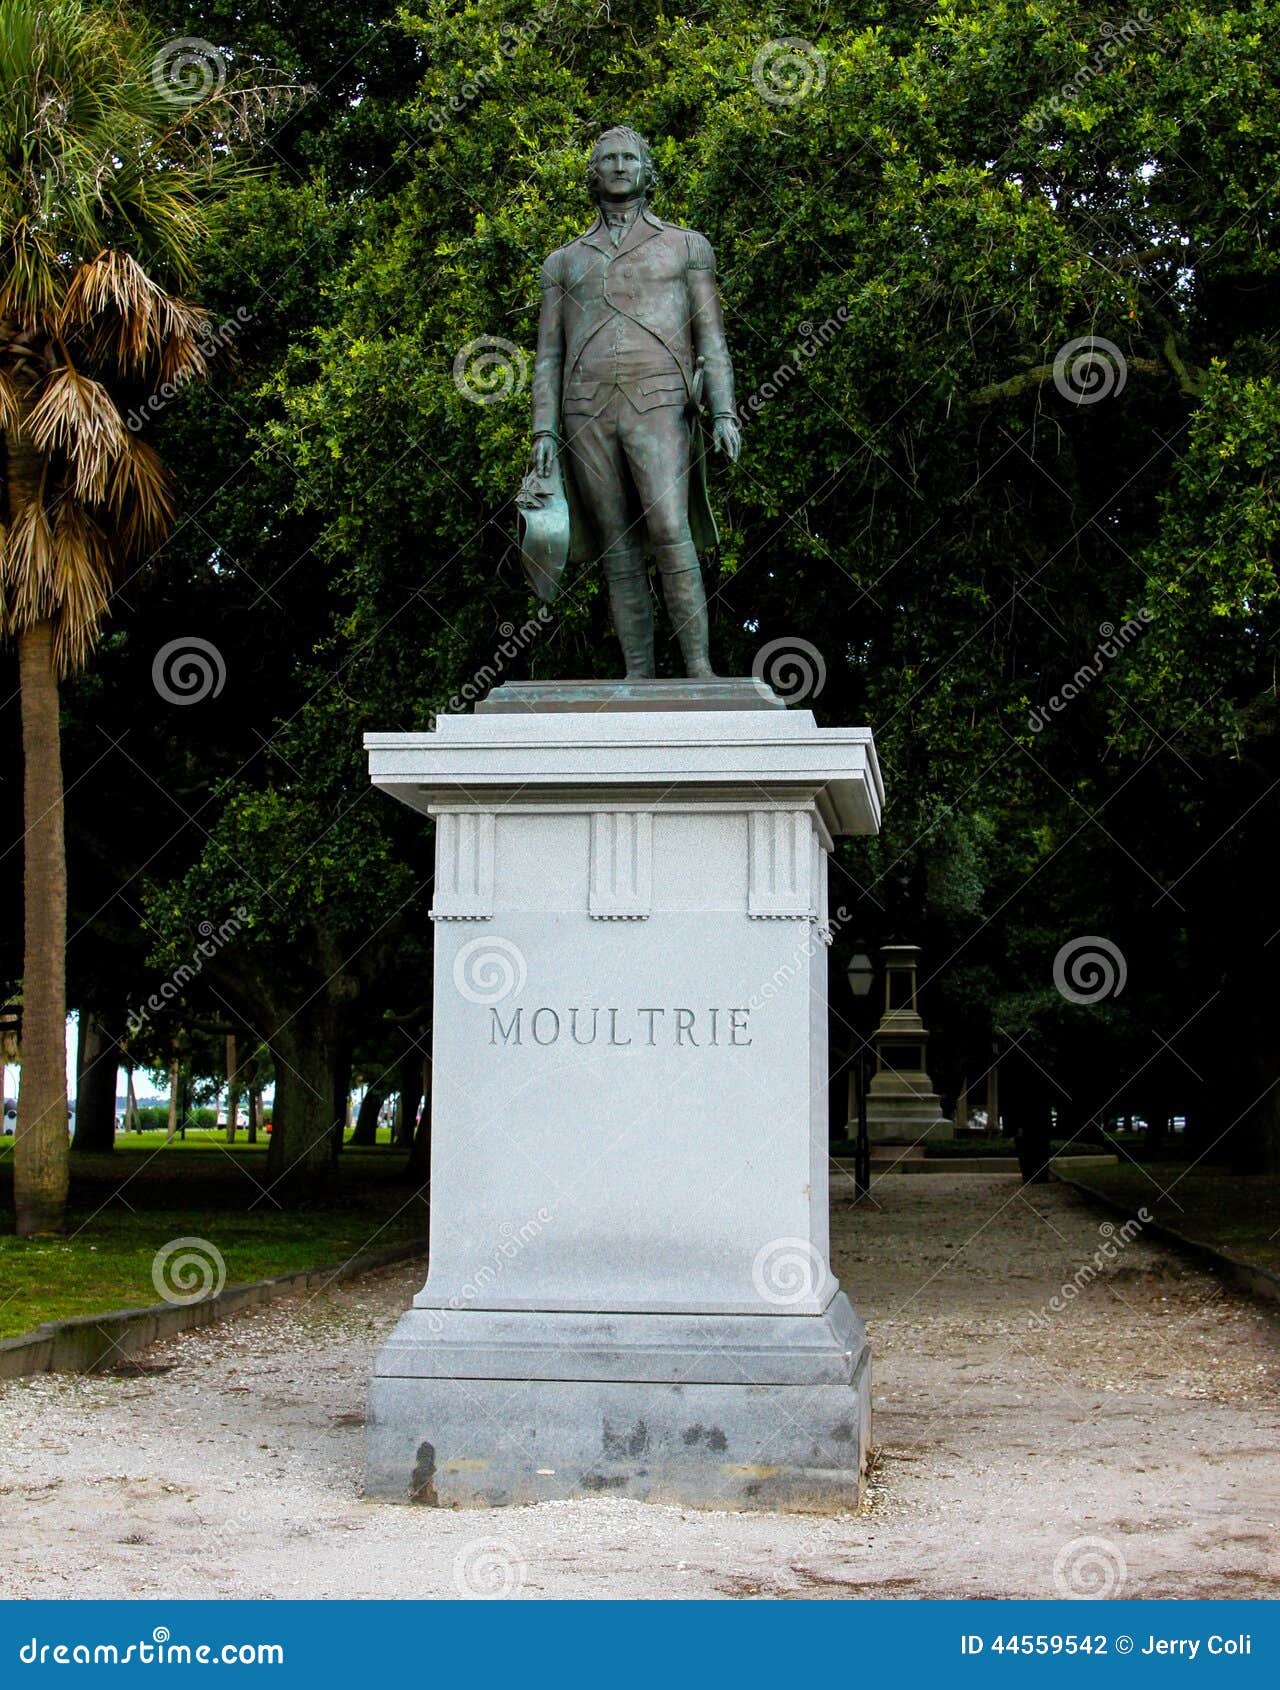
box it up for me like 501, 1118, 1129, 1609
592, 134, 646, 199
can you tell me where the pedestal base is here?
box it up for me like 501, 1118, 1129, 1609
366, 1296, 871, 1512
865, 1070, 952, 1143
865, 1110, 952, 1145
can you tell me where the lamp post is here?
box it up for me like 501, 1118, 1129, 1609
846, 947, 875, 1199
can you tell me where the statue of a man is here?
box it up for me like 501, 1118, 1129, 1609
526, 127, 741, 678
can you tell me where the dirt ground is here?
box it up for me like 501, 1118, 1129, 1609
1, 1173, 1277, 1600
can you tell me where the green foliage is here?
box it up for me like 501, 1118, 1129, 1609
0, 0, 300, 305
24, 0, 1280, 1168
1119, 366, 1280, 752
129, 1105, 217, 1132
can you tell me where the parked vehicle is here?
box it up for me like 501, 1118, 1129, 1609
1, 1101, 75, 1136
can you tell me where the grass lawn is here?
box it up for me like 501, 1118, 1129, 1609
1067, 1160, 1280, 1272
0, 1135, 427, 1341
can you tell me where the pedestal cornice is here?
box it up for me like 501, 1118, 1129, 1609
365, 708, 883, 837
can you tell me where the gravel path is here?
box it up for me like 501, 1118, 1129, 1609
1, 1174, 1277, 1600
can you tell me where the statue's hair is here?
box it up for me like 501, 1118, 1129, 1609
587, 126, 657, 204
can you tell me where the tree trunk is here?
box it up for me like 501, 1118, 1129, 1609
165, 1054, 179, 1142
265, 1013, 340, 1198
15, 620, 70, 1235
1233, 1078, 1280, 1174
247, 1085, 259, 1144
331, 1043, 352, 1156
1147, 1104, 1167, 1153
350, 1074, 389, 1146
406, 1052, 432, 1179
225, 1033, 239, 1144
985, 1049, 1000, 1137
1004, 1047, 1053, 1183
72, 1011, 117, 1153
126, 1067, 140, 1132
1012, 1096, 1054, 1185
393, 1046, 422, 1148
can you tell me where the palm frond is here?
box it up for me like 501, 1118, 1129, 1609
0, 0, 284, 668
0, 498, 56, 625
50, 499, 111, 672
0, 222, 63, 327
0, 366, 18, 431
156, 295, 214, 385
58, 250, 165, 371
154, 82, 311, 179
59, 251, 216, 382
27, 365, 128, 500
108, 434, 173, 554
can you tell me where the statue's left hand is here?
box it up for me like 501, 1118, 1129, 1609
530, 434, 557, 480
712, 416, 742, 463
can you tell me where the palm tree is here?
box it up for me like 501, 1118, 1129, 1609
0, 0, 296, 1233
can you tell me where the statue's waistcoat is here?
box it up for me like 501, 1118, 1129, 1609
553, 213, 708, 394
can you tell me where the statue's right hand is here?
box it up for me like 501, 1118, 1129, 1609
531, 435, 556, 480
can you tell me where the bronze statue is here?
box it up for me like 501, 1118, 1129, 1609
520, 127, 741, 678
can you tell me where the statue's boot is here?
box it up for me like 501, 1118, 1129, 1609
654, 542, 715, 678
603, 542, 656, 679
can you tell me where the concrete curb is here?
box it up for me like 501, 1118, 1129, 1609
832, 1154, 1118, 1176
1053, 1172, 1280, 1309
0, 1239, 428, 1382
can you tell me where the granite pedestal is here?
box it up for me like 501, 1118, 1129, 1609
364, 681, 883, 1510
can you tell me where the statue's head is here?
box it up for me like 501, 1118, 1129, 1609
587, 126, 656, 205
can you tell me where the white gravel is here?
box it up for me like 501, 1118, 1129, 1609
1, 1173, 1277, 1599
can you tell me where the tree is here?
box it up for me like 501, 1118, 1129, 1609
0, 0, 425, 1205
16, 0, 1278, 1203
268, 0, 1280, 1169
0, 0, 296, 1232
140, 713, 429, 1195
71, 1011, 118, 1153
